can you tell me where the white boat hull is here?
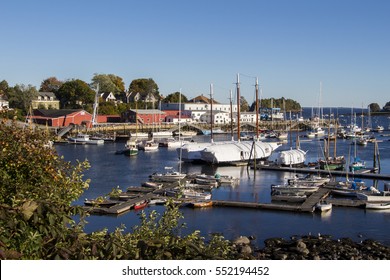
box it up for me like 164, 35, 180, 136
365, 202, 390, 210
357, 192, 390, 202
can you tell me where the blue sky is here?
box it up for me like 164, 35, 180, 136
1, 0, 389, 107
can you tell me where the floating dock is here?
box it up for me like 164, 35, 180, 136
253, 164, 390, 180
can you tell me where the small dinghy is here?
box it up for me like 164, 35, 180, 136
316, 201, 332, 212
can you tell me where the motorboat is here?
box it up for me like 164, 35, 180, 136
68, 133, 104, 145
182, 189, 212, 200
138, 140, 159, 151
315, 201, 332, 212
365, 202, 390, 210
286, 174, 330, 187
150, 167, 186, 182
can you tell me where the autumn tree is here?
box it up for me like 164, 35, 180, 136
91, 73, 125, 94
56, 79, 95, 109
39, 77, 63, 93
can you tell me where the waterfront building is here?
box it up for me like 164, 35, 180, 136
123, 109, 166, 125
31, 92, 60, 110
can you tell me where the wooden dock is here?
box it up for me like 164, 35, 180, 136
300, 187, 331, 212
253, 164, 390, 180
212, 200, 301, 211
87, 193, 156, 215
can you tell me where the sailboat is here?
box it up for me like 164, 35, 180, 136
200, 75, 281, 165
318, 119, 345, 170
349, 137, 366, 172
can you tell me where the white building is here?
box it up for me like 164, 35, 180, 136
199, 111, 232, 125
162, 101, 238, 123
0, 96, 9, 110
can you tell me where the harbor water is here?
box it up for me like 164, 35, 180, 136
55, 110, 390, 248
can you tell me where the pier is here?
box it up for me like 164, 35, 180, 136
253, 164, 390, 181
83, 180, 369, 215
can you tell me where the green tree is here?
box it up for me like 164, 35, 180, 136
57, 79, 95, 109
251, 97, 301, 112
92, 74, 125, 94
5, 84, 38, 114
0, 121, 245, 260
163, 92, 188, 103
128, 78, 159, 99
108, 74, 125, 93
98, 102, 118, 115
383, 102, 390, 112
0, 120, 90, 259
240, 96, 250, 112
369, 103, 381, 112
39, 77, 63, 93
0, 80, 9, 96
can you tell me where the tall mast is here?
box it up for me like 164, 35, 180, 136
230, 89, 234, 141
236, 73, 241, 141
255, 77, 259, 140
179, 88, 182, 172
210, 83, 214, 143
91, 83, 99, 126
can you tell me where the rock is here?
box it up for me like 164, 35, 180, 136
240, 245, 252, 255
233, 236, 251, 246
296, 240, 307, 249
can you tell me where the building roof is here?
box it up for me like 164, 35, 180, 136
100, 92, 116, 100
37, 92, 57, 98
129, 109, 166, 114
33, 109, 89, 118
188, 94, 219, 104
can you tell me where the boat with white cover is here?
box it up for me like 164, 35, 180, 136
200, 140, 281, 165
275, 148, 307, 167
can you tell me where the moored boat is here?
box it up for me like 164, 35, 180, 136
357, 191, 390, 202
182, 189, 212, 200
142, 181, 163, 189
365, 202, 390, 210
138, 140, 159, 151
134, 200, 148, 210
271, 183, 319, 195
275, 148, 307, 167
150, 167, 186, 182
84, 198, 118, 207
200, 140, 281, 165
315, 201, 332, 212
68, 133, 104, 145
189, 200, 213, 208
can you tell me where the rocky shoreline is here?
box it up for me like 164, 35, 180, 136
232, 235, 390, 260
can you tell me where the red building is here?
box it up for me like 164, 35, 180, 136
31, 109, 120, 127
123, 109, 166, 124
